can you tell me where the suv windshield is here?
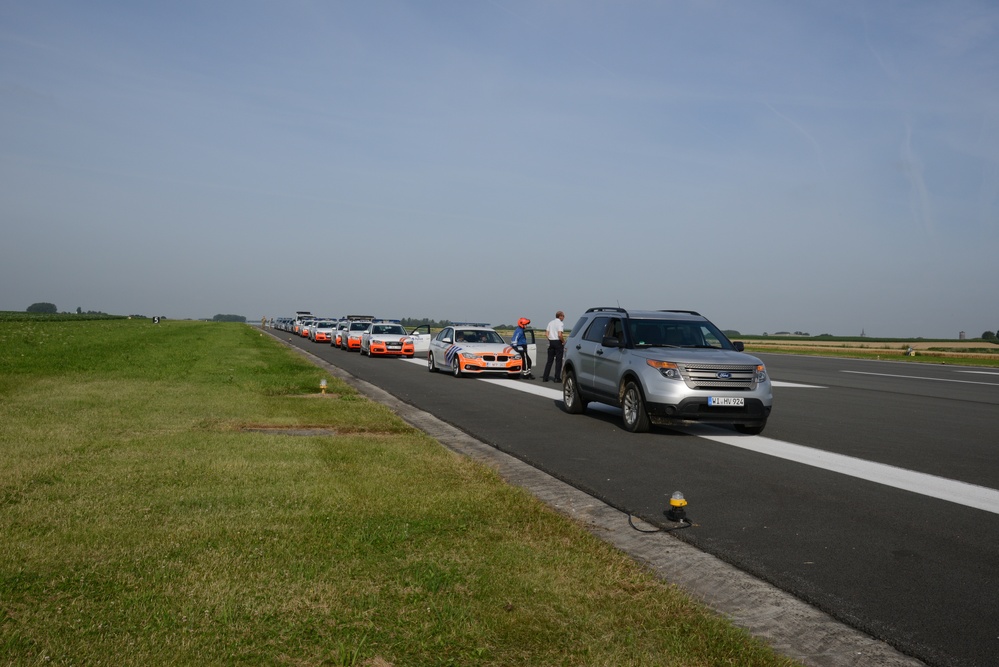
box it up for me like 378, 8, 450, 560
627, 319, 729, 349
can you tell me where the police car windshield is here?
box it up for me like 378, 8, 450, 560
373, 325, 406, 335
458, 330, 504, 344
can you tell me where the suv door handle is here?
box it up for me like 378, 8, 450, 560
596, 349, 604, 355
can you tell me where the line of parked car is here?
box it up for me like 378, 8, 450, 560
267, 307, 773, 435
268, 313, 539, 378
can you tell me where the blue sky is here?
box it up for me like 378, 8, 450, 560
2, 1, 997, 337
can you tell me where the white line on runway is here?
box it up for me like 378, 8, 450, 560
843, 370, 999, 386
402, 356, 998, 514
691, 428, 999, 515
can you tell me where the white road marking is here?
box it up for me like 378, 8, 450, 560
843, 370, 999, 386
690, 427, 999, 516
400, 356, 998, 513
958, 370, 999, 376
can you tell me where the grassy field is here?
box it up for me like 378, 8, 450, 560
737, 335, 999, 366
0, 318, 799, 666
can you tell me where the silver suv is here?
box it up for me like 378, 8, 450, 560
562, 308, 772, 434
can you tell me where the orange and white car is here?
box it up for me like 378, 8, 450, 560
426, 324, 523, 377
360, 321, 416, 357
310, 320, 335, 343
332, 318, 349, 347
299, 319, 317, 338
340, 317, 373, 351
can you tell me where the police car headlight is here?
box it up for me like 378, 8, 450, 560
462, 352, 483, 360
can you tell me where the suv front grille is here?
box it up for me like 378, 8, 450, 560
680, 363, 757, 389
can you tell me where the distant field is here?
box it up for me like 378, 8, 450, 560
0, 311, 126, 322
739, 336, 999, 365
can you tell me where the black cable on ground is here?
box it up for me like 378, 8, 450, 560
627, 513, 692, 533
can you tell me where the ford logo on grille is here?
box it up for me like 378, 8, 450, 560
717, 372, 732, 379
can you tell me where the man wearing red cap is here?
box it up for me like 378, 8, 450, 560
512, 317, 533, 379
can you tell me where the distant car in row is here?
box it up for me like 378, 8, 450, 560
309, 320, 335, 343
339, 316, 375, 351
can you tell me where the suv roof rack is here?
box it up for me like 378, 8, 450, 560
585, 307, 628, 314
583, 307, 702, 317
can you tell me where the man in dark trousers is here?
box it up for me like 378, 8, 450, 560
542, 310, 565, 382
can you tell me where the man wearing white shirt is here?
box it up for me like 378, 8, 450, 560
542, 311, 565, 383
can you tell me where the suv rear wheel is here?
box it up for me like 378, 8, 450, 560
622, 380, 651, 433
562, 370, 587, 414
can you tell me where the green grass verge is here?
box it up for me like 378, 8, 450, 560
0, 319, 799, 666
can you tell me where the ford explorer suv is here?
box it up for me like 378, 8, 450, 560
562, 308, 772, 434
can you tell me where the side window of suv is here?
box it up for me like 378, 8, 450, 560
582, 316, 611, 343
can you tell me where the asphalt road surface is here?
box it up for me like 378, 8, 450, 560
273, 330, 999, 667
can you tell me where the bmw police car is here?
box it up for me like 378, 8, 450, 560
360, 320, 416, 357
427, 323, 523, 377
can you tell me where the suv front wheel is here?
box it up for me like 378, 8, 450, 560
562, 370, 587, 414
621, 380, 651, 433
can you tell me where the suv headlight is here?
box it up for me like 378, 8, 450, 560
647, 359, 682, 380
756, 364, 768, 382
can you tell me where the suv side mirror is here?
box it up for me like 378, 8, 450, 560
601, 336, 620, 348
733, 341, 745, 351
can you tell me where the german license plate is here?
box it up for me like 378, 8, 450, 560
708, 397, 744, 407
